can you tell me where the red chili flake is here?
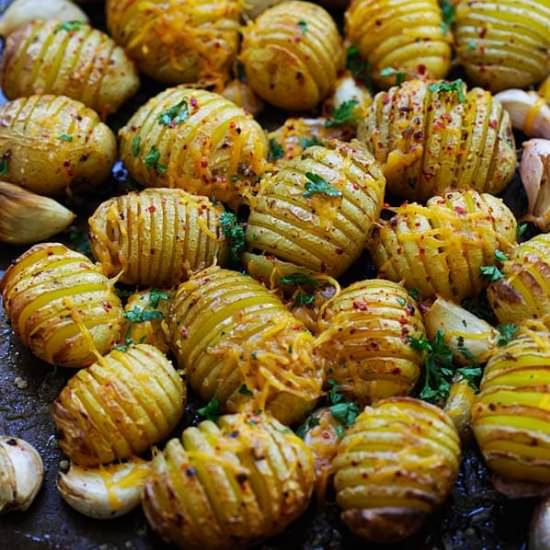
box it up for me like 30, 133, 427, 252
454, 206, 467, 215
147, 205, 156, 213
103, 302, 113, 312
352, 299, 369, 311
488, 119, 497, 129
180, 326, 189, 338
417, 64, 427, 75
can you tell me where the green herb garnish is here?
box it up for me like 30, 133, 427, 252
56, 21, 84, 33
298, 19, 308, 34
408, 288, 420, 301
327, 380, 360, 434
198, 399, 221, 421
280, 273, 319, 287
380, 67, 406, 86
517, 223, 529, 239
0, 156, 9, 177
144, 146, 167, 173
497, 323, 519, 347
303, 172, 342, 199
239, 384, 254, 396
440, 0, 456, 33
124, 307, 164, 323
131, 136, 141, 157
299, 136, 323, 149
149, 289, 169, 308
325, 99, 359, 128
295, 291, 315, 307
296, 415, 320, 438
57, 134, 73, 142
268, 138, 284, 161
428, 79, 466, 103
158, 99, 189, 126
480, 265, 504, 282
220, 211, 245, 265
495, 249, 509, 262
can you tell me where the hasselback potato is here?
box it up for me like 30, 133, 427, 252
143, 412, 315, 549
0, 243, 123, 368
241, 1, 344, 111
52, 344, 185, 466
316, 279, 425, 404
345, 0, 451, 88
119, 87, 268, 208
2, 20, 139, 118
488, 233, 550, 325
89, 189, 228, 287
106, 0, 241, 87
333, 397, 461, 542
472, 324, 550, 483
454, 0, 550, 93
170, 267, 323, 425
358, 79, 516, 201
369, 190, 517, 302
0, 95, 116, 196
245, 140, 385, 277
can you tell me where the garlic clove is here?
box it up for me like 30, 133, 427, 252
57, 458, 151, 519
0, 436, 44, 514
494, 89, 550, 139
530, 496, 550, 550
0, 182, 76, 245
222, 79, 264, 117
520, 139, 550, 231
328, 71, 372, 113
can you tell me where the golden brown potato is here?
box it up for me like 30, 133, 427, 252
0, 243, 124, 368
0, 95, 116, 197
369, 190, 517, 302
52, 344, 185, 466
241, 1, 344, 111
472, 324, 550, 484
358, 79, 517, 201
143, 412, 315, 549
333, 397, 461, 542
540, 76, 550, 103
119, 87, 268, 208
488, 233, 550, 325
245, 140, 385, 277
89, 189, 228, 287
221, 79, 264, 117
455, 0, 550, 92
2, 20, 139, 118
345, 0, 451, 88
315, 279, 425, 404
106, 0, 241, 87
170, 267, 323, 426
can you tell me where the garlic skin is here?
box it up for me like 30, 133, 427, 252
494, 89, 550, 139
520, 139, 550, 231
0, 0, 88, 36
530, 496, 550, 550
0, 182, 76, 245
0, 436, 44, 514
57, 458, 151, 519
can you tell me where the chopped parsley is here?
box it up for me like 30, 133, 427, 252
440, 0, 456, 33
56, 21, 84, 33
131, 136, 141, 157
397, 297, 407, 306
144, 146, 167, 174
158, 99, 189, 126
428, 79, 466, 103
299, 136, 323, 149
408, 288, 420, 301
495, 249, 509, 262
298, 19, 308, 34
0, 156, 9, 177
346, 46, 373, 89
280, 272, 319, 287
497, 324, 519, 347
295, 291, 315, 307
149, 289, 169, 308
296, 415, 320, 438
517, 223, 529, 239
325, 99, 359, 128
68, 226, 92, 257
327, 380, 360, 435
239, 384, 253, 396
57, 133, 73, 142
380, 67, 406, 86
114, 336, 136, 353
303, 172, 342, 199
480, 265, 504, 282
124, 307, 164, 323
220, 211, 245, 265
198, 399, 221, 422
268, 138, 284, 161
467, 40, 477, 50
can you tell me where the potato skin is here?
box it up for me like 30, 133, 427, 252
358, 79, 517, 201
170, 267, 323, 426
345, 0, 451, 88
316, 279, 425, 405
245, 140, 385, 277
332, 397, 460, 542
0, 95, 116, 196
0, 243, 123, 368
241, 1, 344, 111
142, 412, 314, 549
369, 191, 517, 302
2, 20, 139, 118
488, 234, 550, 325
119, 87, 268, 208
89, 189, 228, 287
52, 344, 185, 466
106, 0, 240, 86
472, 326, 550, 483
455, 0, 550, 93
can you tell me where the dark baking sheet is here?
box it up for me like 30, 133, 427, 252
0, 0, 538, 548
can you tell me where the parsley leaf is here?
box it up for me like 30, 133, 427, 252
114, 335, 136, 352
280, 272, 319, 287
239, 384, 253, 396
380, 67, 406, 85
408, 288, 420, 301
495, 249, 509, 262
456, 366, 482, 390
303, 172, 342, 199
440, 0, 456, 33
131, 136, 141, 157
144, 146, 167, 173
57, 133, 73, 142
325, 99, 359, 128
56, 21, 84, 33
480, 265, 504, 282
124, 307, 164, 323
268, 138, 284, 161
467, 40, 476, 50
327, 380, 360, 434
428, 79, 466, 103
298, 19, 308, 34
296, 415, 320, 438
158, 99, 189, 126
346, 46, 373, 89
149, 289, 169, 308
198, 399, 221, 421
220, 211, 245, 265
517, 223, 529, 239
299, 136, 323, 149
68, 226, 92, 257
295, 291, 315, 307
0, 156, 9, 177
497, 323, 519, 347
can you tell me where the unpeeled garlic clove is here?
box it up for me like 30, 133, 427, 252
520, 139, 550, 231
530, 496, 550, 550
329, 71, 372, 113
0, 182, 76, 245
57, 458, 151, 519
494, 89, 550, 139
0, 436, 44, 514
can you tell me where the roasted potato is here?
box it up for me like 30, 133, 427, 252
358, 79, 517, 201
332, 397, 461, 542
52, 344, 185, 466
369, 190, 517, 302
243, 0, 284, 19
488, 233, 550, 325
455, 0, 550, 92
142, 412, 315, 549
170, 266, 323, 426
245, 140, 385, 277
2, 20, 139, 118
345, 0, 451, 88
472, 324, 550, 484
541, 76, 550, 103
119, 87, 268, 208
241, 1, 344, 111
0, 243, 124, 368
106, 0, 241, 87
0, 95, 116, 197
89, 189, 228, 287
315, 279, 425, 404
